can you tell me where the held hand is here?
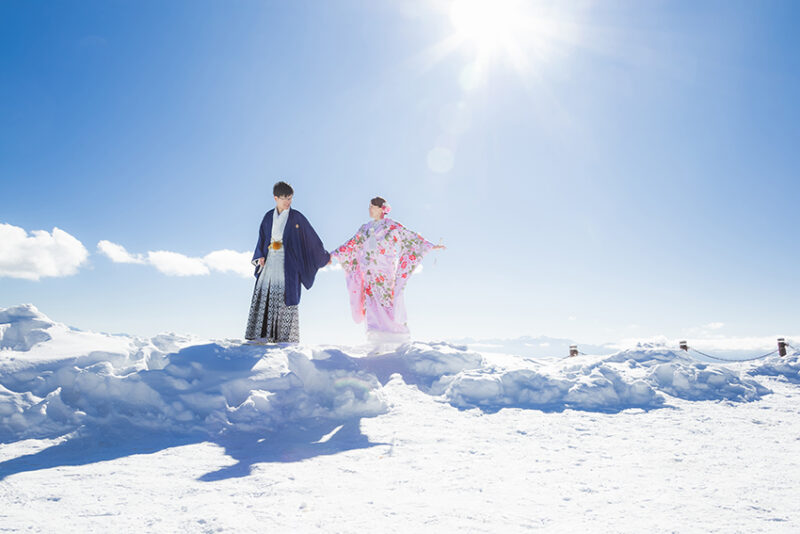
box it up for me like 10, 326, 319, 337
258, 257, 265, 267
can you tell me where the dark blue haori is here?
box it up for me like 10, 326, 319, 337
251, 208, 330, 306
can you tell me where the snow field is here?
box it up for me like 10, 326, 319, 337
2, 304, 800, 532
0, 305, 789, 442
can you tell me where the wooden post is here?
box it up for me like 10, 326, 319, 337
778, 338, 787, 357
569, 345, 578, 357
679, 340, 688, 352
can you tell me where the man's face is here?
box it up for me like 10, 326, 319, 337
274, 195, 293, 212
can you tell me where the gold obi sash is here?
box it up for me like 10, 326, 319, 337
270, 240, 283, 251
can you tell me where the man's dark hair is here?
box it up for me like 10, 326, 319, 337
273, 181, 294, 197
370, 196, 386, 208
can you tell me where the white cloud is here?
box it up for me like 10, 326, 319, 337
0, 223, 89, 280
705, 322, 724, 330
97, 240, 351, 279
147, 251, 211, 277
97, 240, 146, 264
98, 240, 255, 278
202, 250, 253, 278
320, 263, 343, 273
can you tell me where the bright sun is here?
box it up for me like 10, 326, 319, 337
449, 0, 522, 55
421, 0, 583, 174
439, 0, 578, 88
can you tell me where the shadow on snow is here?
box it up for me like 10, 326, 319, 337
0, 417, 387, 483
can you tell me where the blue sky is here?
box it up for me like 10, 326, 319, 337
1, 0, 798, 346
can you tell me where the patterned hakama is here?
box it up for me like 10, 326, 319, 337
244, 246, 299, 343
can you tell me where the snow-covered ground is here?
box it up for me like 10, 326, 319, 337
1, 304, 799, 532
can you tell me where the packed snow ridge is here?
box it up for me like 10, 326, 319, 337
0, 305, 786, 443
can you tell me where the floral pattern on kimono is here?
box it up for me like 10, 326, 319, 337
331, 218, 434, 327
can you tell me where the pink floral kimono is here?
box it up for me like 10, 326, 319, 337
331, 218, 434, 343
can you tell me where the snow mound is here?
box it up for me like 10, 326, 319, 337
748, 350, 800, 383
0, 343, 387, 442
648, 361, 769, 401
347, 341, 484, 389
0, 305, 779, 442
0, 304, 154, 374
600, 346, 689, 365
397, 342, 484, 380
0, 304, 54, 350
610, 348, 770, 402
441, 347, 771, 411
0, 305, 387, 442
444, 362, 661, 412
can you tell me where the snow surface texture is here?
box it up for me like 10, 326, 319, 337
0, 304, 53, 350
441, 346, 770, 412
749, 348, 800, 383
0, 306, 386, 442
2, 305, 800, 532
0, 305, 774, 443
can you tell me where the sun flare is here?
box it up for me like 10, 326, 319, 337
421, 0, 584, 175
438, 0, 579, 88
449, 0, 523, 55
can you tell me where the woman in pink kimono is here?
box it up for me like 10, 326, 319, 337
331, 197, 445, 344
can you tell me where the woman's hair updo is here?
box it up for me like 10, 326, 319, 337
370, 196, 386, 208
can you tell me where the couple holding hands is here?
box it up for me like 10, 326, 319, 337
244, 181, 445, 345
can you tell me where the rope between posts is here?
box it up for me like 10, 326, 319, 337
563, 339, 795, 361
687, 347, 779, 363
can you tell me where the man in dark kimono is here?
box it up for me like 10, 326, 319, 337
245, 181, 330, 343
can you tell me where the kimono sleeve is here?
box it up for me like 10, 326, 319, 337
298, 214, 331, 290
331, 225, 368, 275
251, 213, 268, 278
331, 225, 368, 323
394, 222, 435, 293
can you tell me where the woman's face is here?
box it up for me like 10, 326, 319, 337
369, 203, 383, 219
